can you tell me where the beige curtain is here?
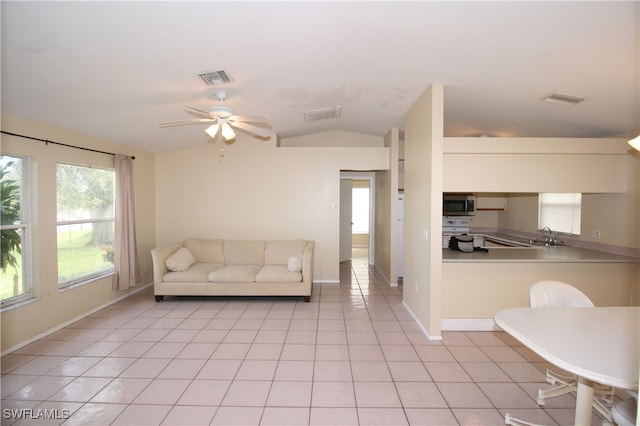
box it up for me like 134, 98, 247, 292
113, 155, 141, 290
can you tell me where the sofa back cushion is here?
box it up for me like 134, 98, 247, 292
184, 238, 225, 264
224, 240, 266, 265
265, 240, 308, 265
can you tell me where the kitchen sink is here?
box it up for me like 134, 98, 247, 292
481, 235, 565, 249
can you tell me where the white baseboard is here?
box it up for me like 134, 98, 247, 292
312, 280, 341, 284
372, 264, 399, 288
441, 318, 500, 331
1, 282, 153, 356
402, 301, 443, 341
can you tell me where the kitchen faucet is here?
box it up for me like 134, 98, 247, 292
541, 227, 553, 246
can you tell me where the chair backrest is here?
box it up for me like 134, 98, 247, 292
529, 280, 594, 308
611, 397, 637, 426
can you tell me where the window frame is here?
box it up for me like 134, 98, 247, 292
538, 192, 582, 236
0, 155, 33, 310
56, 162, 116, 288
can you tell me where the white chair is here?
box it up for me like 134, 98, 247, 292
529, 280, 615, 420
611, 393, 637, 426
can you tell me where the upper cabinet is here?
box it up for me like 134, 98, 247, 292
476, 193, 507, 210
443, 138, 630, 193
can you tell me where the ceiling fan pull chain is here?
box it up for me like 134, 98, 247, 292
218, 133, 225, 163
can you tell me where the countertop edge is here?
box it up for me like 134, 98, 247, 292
442, 247, 639, 263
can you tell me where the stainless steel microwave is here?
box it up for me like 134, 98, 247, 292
443, 193, 476, 216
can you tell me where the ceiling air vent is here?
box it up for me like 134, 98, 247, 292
198, 70, 234, 86
543, 92, 585, 106
304, 106, 343, 123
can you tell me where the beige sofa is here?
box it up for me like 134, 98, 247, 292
151, 238, 314, 302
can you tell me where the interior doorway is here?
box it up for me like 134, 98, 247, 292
340, 172, 375, 264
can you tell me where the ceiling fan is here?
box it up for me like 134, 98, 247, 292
159, 91, 274, 141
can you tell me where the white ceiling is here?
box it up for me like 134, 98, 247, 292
2, 1, 639, 153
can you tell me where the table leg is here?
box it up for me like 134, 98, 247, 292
575, 376, 594, 425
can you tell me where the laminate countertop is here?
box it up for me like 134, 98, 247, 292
442, 246, 639, 263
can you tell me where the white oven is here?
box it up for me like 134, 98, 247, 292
442, 217, 484, 248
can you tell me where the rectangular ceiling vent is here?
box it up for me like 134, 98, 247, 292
304, 106, 343, 123
543, 92, 586, 106
198, 70, 234, 86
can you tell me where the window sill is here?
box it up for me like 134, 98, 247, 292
59, 270, 114, 291
1, 295, 39, 313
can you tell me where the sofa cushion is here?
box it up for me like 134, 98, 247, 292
265, 240, 307, 265
224, 241, 265, 265
184, 238, 225, 263
287, 254, 303, 272
164, 262, 223, 282
208, 265, 262, 283
165, 247, 196, 271
255, 265, 302, 283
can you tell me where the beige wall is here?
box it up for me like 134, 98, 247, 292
0, 115, 156, 352
154, 132, 389, 283
374, 128, 401, 285
352, 233, 368, 247
403, 84, 444, 338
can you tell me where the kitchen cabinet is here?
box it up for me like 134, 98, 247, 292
443, 138, 629, 193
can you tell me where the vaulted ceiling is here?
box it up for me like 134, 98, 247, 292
2, 1, 638, 152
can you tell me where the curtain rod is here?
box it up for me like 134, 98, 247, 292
0, 130, 135, 160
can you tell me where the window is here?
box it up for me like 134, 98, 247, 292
538, 193, 581, 235
57, 163, 115, 286
1, 155, 32, 307
352, 187, 370, 234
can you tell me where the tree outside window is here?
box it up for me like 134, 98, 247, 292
57, 163, 115, 286
1, 155, 30, 304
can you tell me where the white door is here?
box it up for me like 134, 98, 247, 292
339, 179, 353, 262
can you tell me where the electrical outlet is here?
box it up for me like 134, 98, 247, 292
592, 229, 601, 239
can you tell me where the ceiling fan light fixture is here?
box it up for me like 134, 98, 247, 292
205, 124, 219, 139
221, 121, 236, 140
628, 134, 640, 151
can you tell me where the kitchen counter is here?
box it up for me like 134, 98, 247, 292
443, 246, 638, 263
441, 230, 638, 326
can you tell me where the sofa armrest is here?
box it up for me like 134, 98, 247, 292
302, 241, 315, 287
150, 242, 183, 287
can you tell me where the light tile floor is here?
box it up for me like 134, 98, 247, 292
1, 251, 620, 425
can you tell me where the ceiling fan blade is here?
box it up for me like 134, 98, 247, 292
184, 105, 212, 118
229, 121, 275, 138
159, 118, 217, 127
229, 115, 272, 126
